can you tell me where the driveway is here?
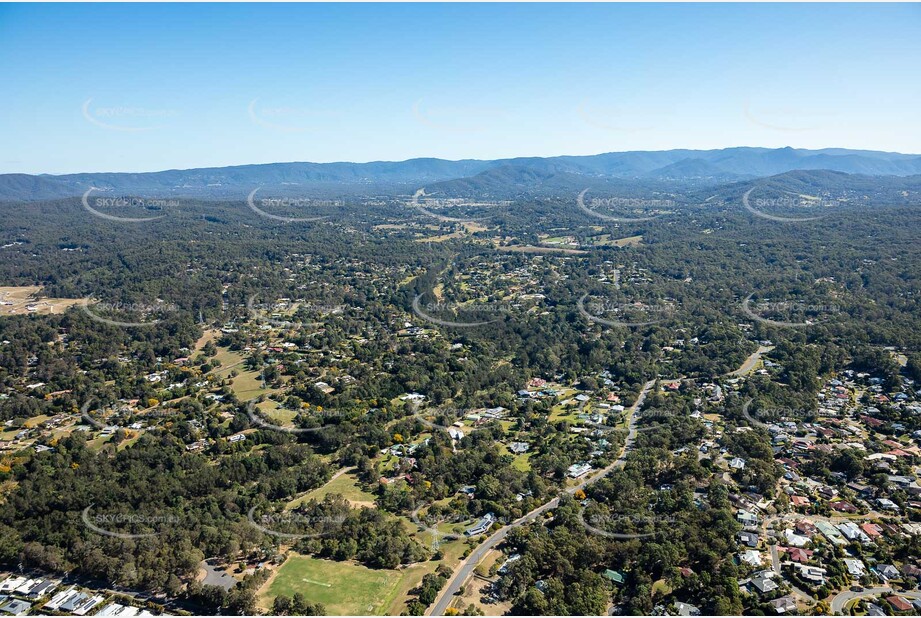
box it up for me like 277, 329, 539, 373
427, 379, 655, 616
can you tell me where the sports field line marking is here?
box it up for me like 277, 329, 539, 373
301, 577, 332, 587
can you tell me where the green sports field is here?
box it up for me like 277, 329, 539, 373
259, 554, 403, 615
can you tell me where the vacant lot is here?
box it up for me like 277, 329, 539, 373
0, 286, 83, 316
209, 346, 279, 401
258, 554, 403, 615
286, 469, 376, 509
596, 234, 643, 247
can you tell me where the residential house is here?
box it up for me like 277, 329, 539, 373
736, 509, 759, 528
875, 564, 900, 581
843, 558, 867, 578
783, 529, 810, 548
673, 601, 700, 616
783, 547, 813, 563
793, 564, 827, 585
508, 442, 530, 454
465, 513, 496, 537
0, 577, 27, 594
568, 463, 592, 478
886, 596, 913, 613
739, 550, 764, 567
769, 595, 797, 614
837, 522, 871, 544
738, 531, 759, 548
0, 600, 31, 615
748, 572, 779, 594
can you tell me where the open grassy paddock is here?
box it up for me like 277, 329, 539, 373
258, 554, 403, 615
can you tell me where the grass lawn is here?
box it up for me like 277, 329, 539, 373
209, 346, 280, 401
512, 452, 532, 472
595, 234, 643, 247
258, 554, 403, 615
286, 470, 376, 509
23, 414, 51, 428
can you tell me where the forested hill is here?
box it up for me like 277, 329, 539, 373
3, 146, 921, 201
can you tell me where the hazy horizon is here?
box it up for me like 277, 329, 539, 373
2, 3, 920, 175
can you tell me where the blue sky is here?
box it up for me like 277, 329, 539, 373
1, 3, 919, 174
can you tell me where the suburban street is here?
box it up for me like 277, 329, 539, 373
830, 587, 921, 614
427, 379, 656, 616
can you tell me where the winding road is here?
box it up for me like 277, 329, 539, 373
427, 379, 656, 616
830, 587, 921, 614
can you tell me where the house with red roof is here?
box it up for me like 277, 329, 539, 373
829, 500, 858, 513
782, 547, 813, 563
886, 596, 912, 612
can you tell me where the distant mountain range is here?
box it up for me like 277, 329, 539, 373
2, 147, 921, 201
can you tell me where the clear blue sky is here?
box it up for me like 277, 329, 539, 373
1, 3, 919, 174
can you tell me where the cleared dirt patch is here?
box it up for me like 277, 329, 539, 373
0, 286, 83, 316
